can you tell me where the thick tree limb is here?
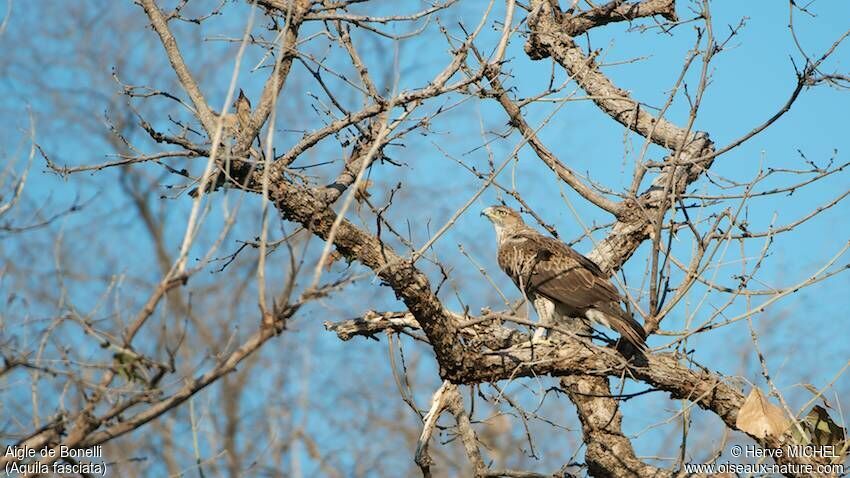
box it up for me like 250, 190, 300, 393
526, 2, 697, 150
561, 375, 676, 477
556, 0, 678, 37
324, 312, 821, 475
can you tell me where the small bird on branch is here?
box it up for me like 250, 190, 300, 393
190, 90, 257, 198
234, 89, 251, 137
208, 89, 252, 143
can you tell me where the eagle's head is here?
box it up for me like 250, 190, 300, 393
481, 205, 523, 224
481, 206, 526, 240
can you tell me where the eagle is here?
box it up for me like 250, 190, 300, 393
481, 205, 646, 350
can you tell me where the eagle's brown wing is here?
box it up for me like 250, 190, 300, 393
498, 232, 619, 313
498, 231, 646, 349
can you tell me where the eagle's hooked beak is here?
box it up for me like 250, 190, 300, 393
480, 207, 494, 220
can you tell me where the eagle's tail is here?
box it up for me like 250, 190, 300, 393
613, 315, 647, 351
587, 309, 647, 351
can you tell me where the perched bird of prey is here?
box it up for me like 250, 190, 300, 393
208, 89, 252, 142
190, 90, 254, 198
481, 205, 646, 350
211, 109, 238, 138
